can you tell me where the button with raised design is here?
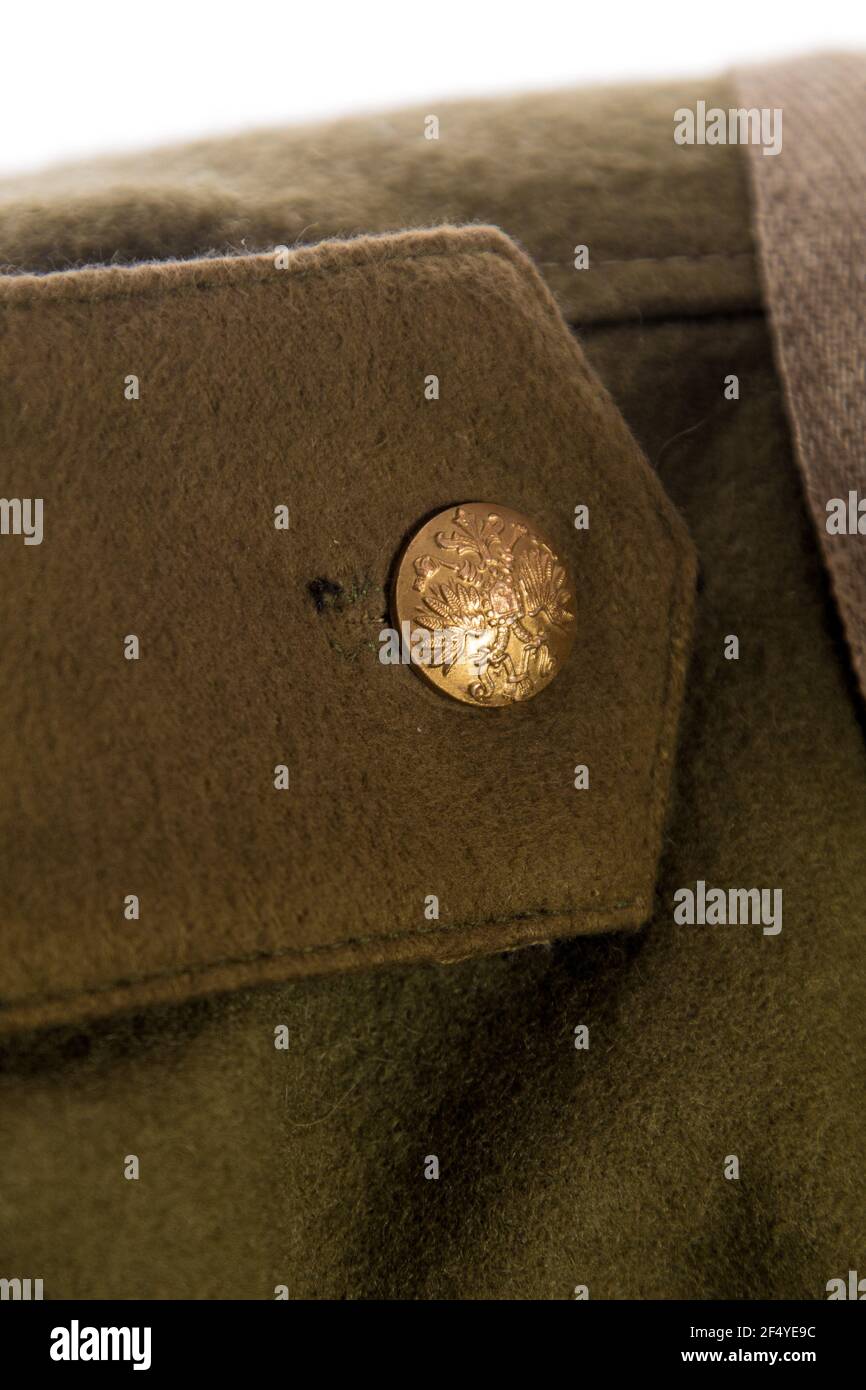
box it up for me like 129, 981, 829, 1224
392, 502, 576, 706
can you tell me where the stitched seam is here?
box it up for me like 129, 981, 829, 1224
575, 308, 765, 332
0, 246, 758, 311
1, 249, 756, 278
0, 231, 690, 1017
4, 898, 645, 1010
0, 241, 532, 310
540, 250, 755, 270
511, 257, 697, 890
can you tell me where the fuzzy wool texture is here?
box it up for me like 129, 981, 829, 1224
2, 311, 863, 1298
0, 75, 864, 1299
0, 79, 758, 325
0, 226, 694, 1031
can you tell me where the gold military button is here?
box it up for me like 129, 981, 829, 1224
392, 502, 576, 706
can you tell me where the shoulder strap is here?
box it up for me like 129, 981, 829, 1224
736, 52, 866, 701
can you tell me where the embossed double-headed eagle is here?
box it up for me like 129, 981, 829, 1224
410, 507, 574, 702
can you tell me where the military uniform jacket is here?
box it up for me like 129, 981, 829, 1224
0, 51, 864, 1300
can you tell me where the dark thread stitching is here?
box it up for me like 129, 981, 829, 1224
0, 245, 758, 312
539, 250, 755, 271
3, 898, 646, 1011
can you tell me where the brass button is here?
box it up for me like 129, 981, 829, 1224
393, 502, 576, 706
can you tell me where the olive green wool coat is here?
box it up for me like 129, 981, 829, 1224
0, 67, 863, 1299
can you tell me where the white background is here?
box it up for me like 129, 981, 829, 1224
2, 0, 864, 176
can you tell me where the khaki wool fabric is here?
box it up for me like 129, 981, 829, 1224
1, 66, 865, 1299
0, 228, 694, 1032
0, 77, 758, 324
